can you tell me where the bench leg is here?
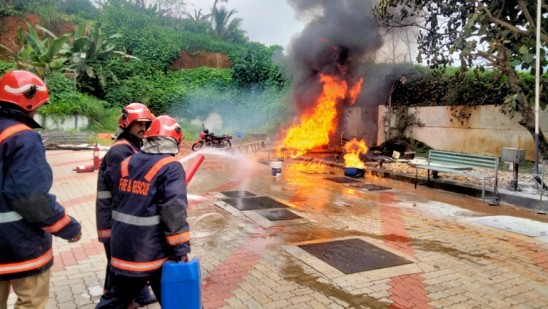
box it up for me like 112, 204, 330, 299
415, 168, 418, 189
489, 179, 500, 206
481, 179, 485, 203
427, 169, 431, 187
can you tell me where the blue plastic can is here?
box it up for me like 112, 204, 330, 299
161, 258, 201, 309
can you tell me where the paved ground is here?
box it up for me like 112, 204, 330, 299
6, 147, 548, 309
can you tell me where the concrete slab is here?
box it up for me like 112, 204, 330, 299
465, 215, 548, 238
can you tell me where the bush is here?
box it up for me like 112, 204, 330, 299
0, 61, 16, 74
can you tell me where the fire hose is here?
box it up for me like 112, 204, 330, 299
183, 154, 226, 239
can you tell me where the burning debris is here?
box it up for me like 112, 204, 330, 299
276, 0, 383, 158
277, 75, 363, 158
343, 138, 368, 169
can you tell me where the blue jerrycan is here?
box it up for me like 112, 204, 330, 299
161, 258, 201, 309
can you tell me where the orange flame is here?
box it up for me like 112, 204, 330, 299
277, 75, 363, 158
343, 138, 368, 168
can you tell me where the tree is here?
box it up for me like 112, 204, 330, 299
230, 42, 286, 89
375, 0, 548, 160
208, 1, 247, 43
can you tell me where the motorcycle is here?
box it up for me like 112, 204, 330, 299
191, 124, 232, 151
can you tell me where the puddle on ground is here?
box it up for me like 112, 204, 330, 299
280, 258, 391, 308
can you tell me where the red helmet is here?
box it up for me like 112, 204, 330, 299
0, 70, 49, 112
118, 102, 155, 129
144, 115, 184, 144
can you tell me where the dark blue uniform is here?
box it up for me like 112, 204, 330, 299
96, 152, 190, 308
0, 113, 81, 280
95, 132, 140, 292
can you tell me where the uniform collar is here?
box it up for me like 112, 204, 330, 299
0, 107, 42, 129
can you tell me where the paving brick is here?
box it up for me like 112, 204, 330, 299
6, 149, 545, 309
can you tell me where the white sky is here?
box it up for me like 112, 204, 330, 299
187, 0, 305, 48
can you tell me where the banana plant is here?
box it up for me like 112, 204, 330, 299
0, 23, 71, 79
62, 22, 139, 93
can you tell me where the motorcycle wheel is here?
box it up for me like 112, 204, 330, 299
191, 142, 204, 151
220, 140, 231, 150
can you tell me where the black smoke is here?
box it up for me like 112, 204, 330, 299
286, 0, 383, 112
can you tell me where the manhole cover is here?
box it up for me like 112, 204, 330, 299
349, 184, 391, 191
220, 190, 256, 198
325, 177, 361, 184
221, 196, 289, 211
255, 209, 302, 221
299, 238, 412, 274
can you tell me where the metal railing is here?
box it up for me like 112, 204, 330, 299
537, 159, 547, 214
231, 140, 265, 154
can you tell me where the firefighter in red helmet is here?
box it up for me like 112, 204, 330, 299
0, 70, 82, 309
95, 102, 158, 306
97, 115, 190, 308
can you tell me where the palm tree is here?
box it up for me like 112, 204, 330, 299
209, 2, 246, 43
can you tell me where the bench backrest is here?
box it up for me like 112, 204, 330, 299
428, 150, 499, 170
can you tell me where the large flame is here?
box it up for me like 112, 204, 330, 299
343, 138, 368, 168
277, 74, 363, 158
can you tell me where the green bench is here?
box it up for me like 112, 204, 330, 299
414, 150, 500, 204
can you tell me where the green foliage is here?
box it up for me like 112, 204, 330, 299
210, 4, 247, 44
41, 72, 114, 131
1, 0, 46, 16
230, 43, 286, 89
390, 66, 548, 110
180, 31, 241, 54
2, 23, 71, 78
59, 0, 100, 20
63, 22, 139, 95
0, 61, 16, 75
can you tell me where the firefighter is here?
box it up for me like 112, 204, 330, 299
0, 70, 82, 309
95, 102, 158, 306
96, 115, 190, 308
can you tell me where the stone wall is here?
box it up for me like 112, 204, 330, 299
377, 105, 548, 160
35, 114, 89, 131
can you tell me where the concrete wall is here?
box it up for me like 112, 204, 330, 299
35, 114, 89, 131
377, 105, 548, 160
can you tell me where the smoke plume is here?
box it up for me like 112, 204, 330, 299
286, 0, 383, 112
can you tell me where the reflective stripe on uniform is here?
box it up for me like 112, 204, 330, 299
0, 248, 53, 275
42, 215, 71, 233
97, 229, 111, 238
112, 140, 137, 153
0, 211, 23, 223
112, 210, 160, 226
0, 124, 31, 143
166, 231, 190, 245
120, 158, 130, 178
144, 157, 178, 182
111, 256, 168, 272
97, 191, 112, 199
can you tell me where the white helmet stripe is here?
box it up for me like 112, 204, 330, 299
128, 108, 144, 113
162, 123, 179, 131
5, 84, 47, 94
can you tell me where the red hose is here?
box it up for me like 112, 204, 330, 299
185, 154, 205, 184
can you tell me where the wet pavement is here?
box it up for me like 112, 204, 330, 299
6, 147, 548, 308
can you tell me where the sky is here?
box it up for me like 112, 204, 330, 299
187, 0, 305, 48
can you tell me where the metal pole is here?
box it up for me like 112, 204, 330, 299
534, 0, 541, 176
